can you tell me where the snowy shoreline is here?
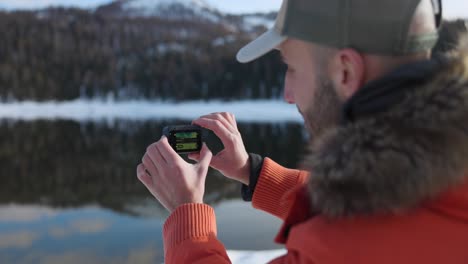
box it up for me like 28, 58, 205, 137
0, 99, 302, 123
227, 249, 287, 264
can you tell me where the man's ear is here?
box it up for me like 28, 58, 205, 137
329, 49, 365, 100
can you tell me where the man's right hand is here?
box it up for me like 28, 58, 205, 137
190, 112, 250, 186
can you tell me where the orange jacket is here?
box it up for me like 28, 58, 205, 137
163, 158, 468, 263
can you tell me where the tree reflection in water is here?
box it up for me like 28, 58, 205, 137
0, 120, 307, 216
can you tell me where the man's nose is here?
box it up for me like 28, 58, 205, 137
283, 85, 294, 104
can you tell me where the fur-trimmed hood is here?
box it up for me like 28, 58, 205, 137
304, 36, 468, 218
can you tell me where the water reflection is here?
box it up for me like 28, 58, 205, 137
0, 120, 307, 263
0, 206, 164, 263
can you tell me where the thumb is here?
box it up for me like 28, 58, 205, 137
197, 143, 212, 170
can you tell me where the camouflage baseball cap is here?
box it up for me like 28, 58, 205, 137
237, 0, 442, 63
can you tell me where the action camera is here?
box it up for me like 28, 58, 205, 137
163, 125, 202, 154
163, 125, 223, 155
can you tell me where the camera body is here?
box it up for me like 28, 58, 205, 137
163, 125, 223, 155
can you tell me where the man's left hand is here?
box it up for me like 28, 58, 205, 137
137, 136, 213, 213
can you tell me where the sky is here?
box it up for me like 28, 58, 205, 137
0, 0, 466, 18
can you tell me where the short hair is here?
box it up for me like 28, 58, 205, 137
432, 19, 468, 56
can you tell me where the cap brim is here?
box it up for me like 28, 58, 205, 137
236, 29, 287, 63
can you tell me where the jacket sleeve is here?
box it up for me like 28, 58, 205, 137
163, 203, 231, 264
162, 159, 310, 264
251, 158, 310, 220
163, 204, 315, 264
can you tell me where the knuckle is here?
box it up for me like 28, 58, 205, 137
198, 119, 208, 126
145, 153, 153, 162
156, 141, 165, 149
229, 133, 237, 141
146, 143, 156, 152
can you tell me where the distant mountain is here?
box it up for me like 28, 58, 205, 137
95, 0, 275, 32
95, 0, 223, 22
0, 2, 282, 102
0, 1, 464, 102
240, 12, 277, 32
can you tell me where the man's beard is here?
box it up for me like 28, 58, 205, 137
302, 75, 343, 139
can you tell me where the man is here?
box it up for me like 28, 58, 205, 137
137, 0, 468, 263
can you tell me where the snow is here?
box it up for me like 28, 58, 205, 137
0, 99, 302, 123
243, 15, 275, 31
125, 0, 214, 12
212, 35, 236, 46
157, 43, 186, 54
227, 249, 287, 263
122, 0, 221, 21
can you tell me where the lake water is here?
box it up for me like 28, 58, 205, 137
0, 101, 307, 263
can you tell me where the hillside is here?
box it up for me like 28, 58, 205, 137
0, 1, 282, 101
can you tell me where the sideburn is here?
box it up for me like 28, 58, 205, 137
305, 76, 343, 139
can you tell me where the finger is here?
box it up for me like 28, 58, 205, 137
188, 153, 200, 161
228, 113, 239, 130
204, 113, 236, 133
220, 112, 238, 130
216, 112, 237, 132
137, 163, 146, 177
206, 150, 225, 171
196, 144, 212, 181
197, 143, 213, 169
190, 150, 221, 170
196, 113, 236, 132
137, 164, 154, 188
142, 154, 159, 177
147, 143, 167, 170
193, 118, 234, 148
157, 136, 184, 166
193, 114, 234, 136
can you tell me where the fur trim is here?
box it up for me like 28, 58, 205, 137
304, 36, 468, 218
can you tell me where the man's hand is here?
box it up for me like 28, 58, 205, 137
190, 112, 250, 185
136, 136, 212, 213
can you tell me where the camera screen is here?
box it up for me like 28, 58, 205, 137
174, 132, 198, 139
171, 130, 201, 153
176, 142, 199, 151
